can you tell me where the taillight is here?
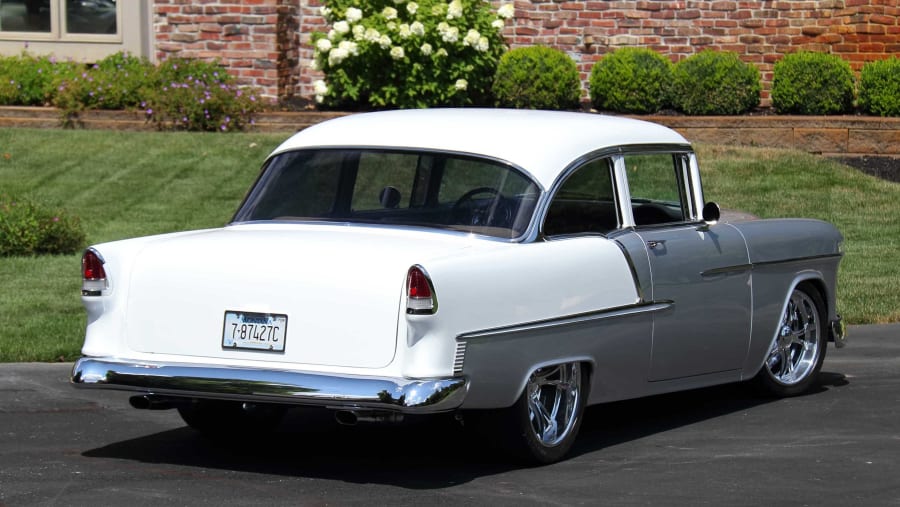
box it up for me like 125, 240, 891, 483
82, 248, 107, 296
406, 266, 437, 315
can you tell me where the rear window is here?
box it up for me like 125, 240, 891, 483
233, 149, 541, 239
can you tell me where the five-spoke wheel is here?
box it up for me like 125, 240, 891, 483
755, 284, 827, 396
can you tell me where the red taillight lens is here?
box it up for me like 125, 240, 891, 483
82, 249, 107, 295
407, 266, 436, 314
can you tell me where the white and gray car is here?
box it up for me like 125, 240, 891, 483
72, 109, 845, 464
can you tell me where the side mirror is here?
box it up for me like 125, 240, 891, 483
702, 201, 721, 223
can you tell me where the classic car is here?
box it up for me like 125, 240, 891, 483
72, 109, 845, 464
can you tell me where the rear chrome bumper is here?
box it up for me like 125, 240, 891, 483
71, 357, 468, 414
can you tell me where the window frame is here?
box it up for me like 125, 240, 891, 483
616, 147, 700, 229
0, 0, 150, 62
541, 156, 621, 238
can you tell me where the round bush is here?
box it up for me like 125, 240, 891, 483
858, 57, 900, 117
771, 52, 854, 115
671, 51, 760, 115
589, 47, 672, 114
493, 46, 581, 110
0, 196, 86, 256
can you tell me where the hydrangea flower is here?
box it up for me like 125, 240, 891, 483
447, 0, 463, 19
382, 7, 398, 20
410, 21, 425, 37
316, 38, 332, 52
420, 42, 433, 55
463, 29, 481, 47
338, 40, 359, 55
329, 47, 350, 66
346, 7, 363, 23
498, 4, 515, 19
313, 80, 329, 103
492, 19, 504, 30
390, 46, 405, 60
454, 79, 468, 90
398, 24, 412, 38
333, 20, 350, 34
407, 2, 418, 15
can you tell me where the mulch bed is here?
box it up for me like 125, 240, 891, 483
833, 156, 900, 183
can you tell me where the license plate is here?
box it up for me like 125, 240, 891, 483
222, 311, 288, 352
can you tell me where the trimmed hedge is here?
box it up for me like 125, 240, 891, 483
493, 46, 581, 110
772, 52, 854, 115
858, 57, 900, 117
589, 47, 672, 114
671, 50, 760, 115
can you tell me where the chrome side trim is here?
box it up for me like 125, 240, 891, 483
751, 253, 844, 268
71, 358, 467, 414
701, 264, 753, 277
701, 253, 843, 278
457, 301, 672, 341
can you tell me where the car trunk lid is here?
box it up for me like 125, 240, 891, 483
122, 223, 476, 369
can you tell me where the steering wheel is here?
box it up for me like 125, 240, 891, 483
452, 187, 513, 227
452, 186, 500, 210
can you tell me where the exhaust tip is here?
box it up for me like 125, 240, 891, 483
334, 410, 358, 426
129, 395, 173, 410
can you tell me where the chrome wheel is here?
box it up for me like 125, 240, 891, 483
525, 362, 582, 447
765, 288, 823, 387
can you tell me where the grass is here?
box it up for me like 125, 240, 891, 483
0, 129, 897, 362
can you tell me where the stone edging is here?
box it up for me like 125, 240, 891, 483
1, 107, 898, 157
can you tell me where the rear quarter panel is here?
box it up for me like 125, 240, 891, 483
731, 219, 843, 377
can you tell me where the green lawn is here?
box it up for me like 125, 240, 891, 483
0, 128, 897, 362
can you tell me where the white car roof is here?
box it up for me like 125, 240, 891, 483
271, 109, 691, 189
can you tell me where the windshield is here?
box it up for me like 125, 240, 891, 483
233, 149, 541, 239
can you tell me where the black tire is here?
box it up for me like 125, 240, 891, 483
177, 399, 286, 438
476, 362, 587, 465
754, 283, 828, 397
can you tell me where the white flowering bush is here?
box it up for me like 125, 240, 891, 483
312, 0, 513, 109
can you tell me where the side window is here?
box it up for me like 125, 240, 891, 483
544, 158, 618, 236
625, 153, 690, 226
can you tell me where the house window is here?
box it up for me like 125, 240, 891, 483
0, 0, 149, 61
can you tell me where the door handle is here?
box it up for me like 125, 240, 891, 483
647, 240, 666, 249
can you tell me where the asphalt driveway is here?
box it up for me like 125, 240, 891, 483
1, 324, 898, 506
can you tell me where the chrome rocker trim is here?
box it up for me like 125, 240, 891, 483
71, 357, 468, 413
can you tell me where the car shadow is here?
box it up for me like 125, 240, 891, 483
82, 371, 848, 488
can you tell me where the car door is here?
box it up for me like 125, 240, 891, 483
621, 151, 752, 381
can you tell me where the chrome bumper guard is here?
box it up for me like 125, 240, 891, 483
830, 314, 847, 349
71, 357, 468, 414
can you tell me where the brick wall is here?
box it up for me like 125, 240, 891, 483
155, 1, 899, 106
499, 0, 900, 104
153, 0, 300, 100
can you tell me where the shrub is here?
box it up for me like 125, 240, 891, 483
53, 52, 154, 113
311, 0, 513, 109
671, 50, 760, 115
139, 58, 265, 132
858, 57, 900, 117
0, 53, 79, 106
0, 196, 86, 256
493, 46, 581, 109
771, 52, 854, 115
588, 48, 672, 114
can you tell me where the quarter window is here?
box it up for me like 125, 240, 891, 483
544, 158, 618, 236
